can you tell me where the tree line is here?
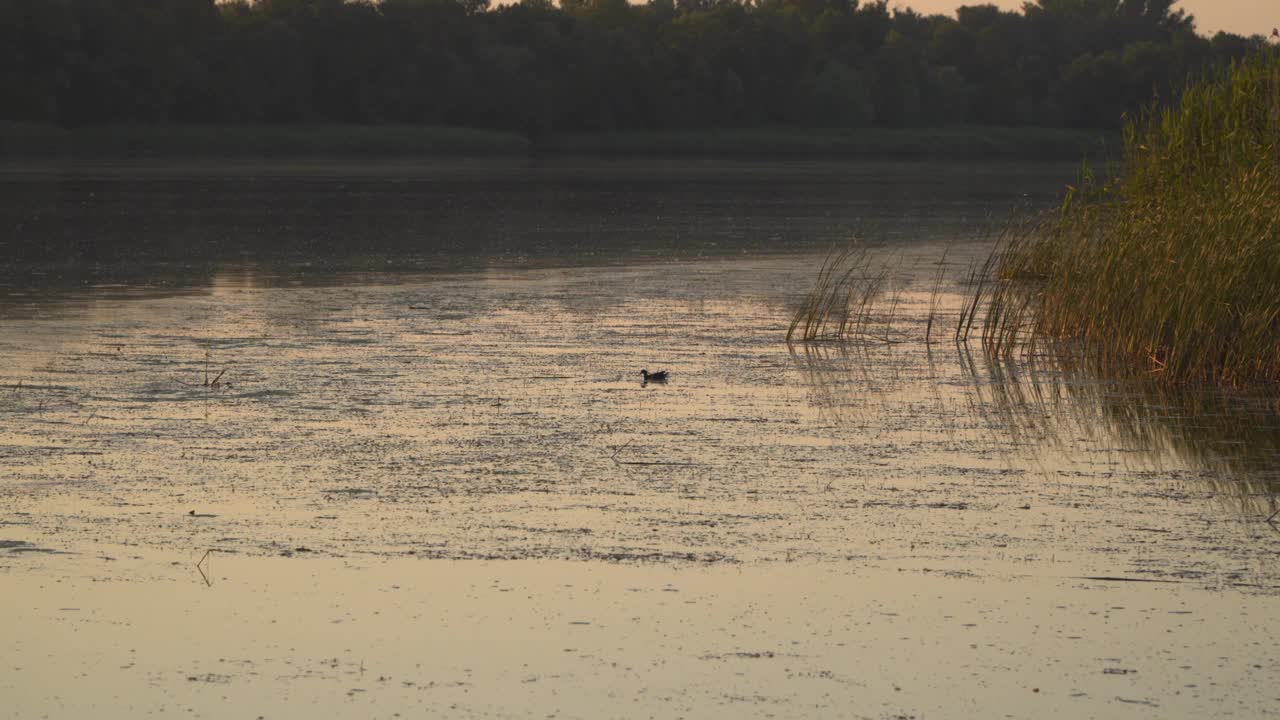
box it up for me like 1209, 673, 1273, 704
1, 0, 1272, 134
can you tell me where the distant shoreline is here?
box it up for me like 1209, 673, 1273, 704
0, 124, 1115, 164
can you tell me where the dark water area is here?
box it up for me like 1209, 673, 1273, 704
0, 160, 1071, 298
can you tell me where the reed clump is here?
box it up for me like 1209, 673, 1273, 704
787, 246, 896, 343
995, 53, 1280, 386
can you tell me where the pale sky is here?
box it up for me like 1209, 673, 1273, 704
893, 0, 1276, 37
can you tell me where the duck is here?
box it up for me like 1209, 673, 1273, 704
640, 369, 669, 384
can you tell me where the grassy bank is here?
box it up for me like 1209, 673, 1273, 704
0, 123, 1113, 162
0, 123, 531, 159
544, 126, 1115, 161
990, 54, 1280, 386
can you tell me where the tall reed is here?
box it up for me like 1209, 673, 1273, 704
994, 53, 1280, 386
787, 246, 904, 344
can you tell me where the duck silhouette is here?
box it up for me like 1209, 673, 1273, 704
640, 369, 669, 385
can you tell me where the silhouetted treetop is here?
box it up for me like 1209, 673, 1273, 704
0, 0, 1271, 131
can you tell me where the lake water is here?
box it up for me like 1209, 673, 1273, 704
1, 160, 1278, 718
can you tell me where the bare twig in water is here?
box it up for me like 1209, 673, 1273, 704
609, 438, 635, 462
176, 347, 230, 389
616, 460, 698, 466
1072, 575, 1182, 584
196, 549, 213, 587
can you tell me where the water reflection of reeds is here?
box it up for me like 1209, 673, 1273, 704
965, 343, 1280, 519
789, 340, 921, 424
792, 317, 1280, 523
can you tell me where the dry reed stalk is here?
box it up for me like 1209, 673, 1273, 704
925, 244, 951, 344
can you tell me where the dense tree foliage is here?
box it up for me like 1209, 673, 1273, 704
0, 0, 1270, 132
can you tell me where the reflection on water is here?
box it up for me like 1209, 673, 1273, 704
0, 160, 1072, 303
3, 161, 1279, 719
0, 160, 1275, 569
966, 345, 1280, 517
1, 250, 1275, 581
791, 297, 1280, 529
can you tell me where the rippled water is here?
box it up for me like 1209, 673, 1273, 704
2, 161, 1277, 718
